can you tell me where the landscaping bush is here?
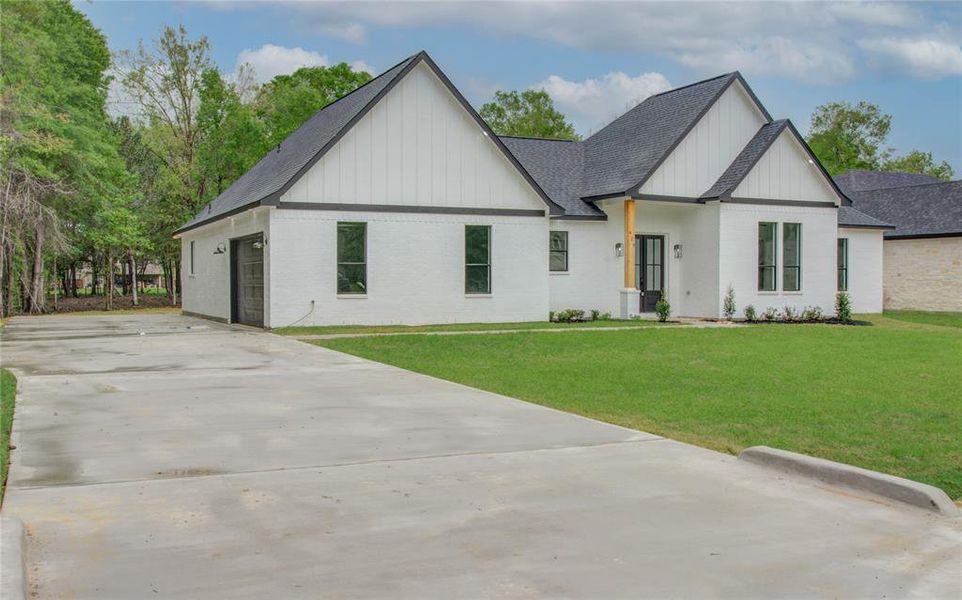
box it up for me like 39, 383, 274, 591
780, 306, 797, 322
763, 307, 777, 322
597, 311, 612, 321
548, 311, 555, 322
743, 304, 757, 322
723, 285, 736, 320
835, 291, 852, 323
655, 297, 671, 322
555, 308, 586, 323
802, 306, 823, 322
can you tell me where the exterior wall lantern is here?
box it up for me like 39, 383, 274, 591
614, 242, 624, 257
673, 244, 683, 259
213, 243, 226, 255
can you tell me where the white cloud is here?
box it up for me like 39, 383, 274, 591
273, 1, 962, 83
235, 44, 329, 83
536, 71, 672, 132
349, 60, 375, 75
859, 37, 962, 79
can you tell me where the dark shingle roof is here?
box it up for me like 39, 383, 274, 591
702, 120, 788, 199
176, 54, 419, 234
835, 170, 942, 194
499, 137, 603, 218
847, 180, 962, 237
837, 205, 894, 229
580, 72, 768, 198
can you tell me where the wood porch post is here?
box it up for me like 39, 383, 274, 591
623, 198, 636, 288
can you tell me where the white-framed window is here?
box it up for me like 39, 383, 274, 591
837, 238, 849, 291
549, 231, 568, 272
189, 240, 195, 275
757, 222, 777, 291
337, 222, 367, 294
465, 225, 491, 294
783, 223, 802, 292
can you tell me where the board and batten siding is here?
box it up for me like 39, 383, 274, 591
281, 63, 545, 212
640, 81, 768, 198
733, 129, 838, 204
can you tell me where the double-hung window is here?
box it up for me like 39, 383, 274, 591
758, 222, 777, 291
549, 231, 569, 272
465, 225, 491, 294
782, 223, 802, 292
837, 238, 849, 291
337, 222, 367, 294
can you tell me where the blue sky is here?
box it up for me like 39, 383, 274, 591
78, 1, 962, 174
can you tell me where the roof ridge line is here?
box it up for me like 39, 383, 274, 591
499, 134, 579, 143
851, 178, 958, 192
647, 71, 737, 99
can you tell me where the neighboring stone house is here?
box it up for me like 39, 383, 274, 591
174, 51, 888, 327
837, 170, 961, 312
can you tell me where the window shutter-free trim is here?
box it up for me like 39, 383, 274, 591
783, 222, 801, 292
465, 225, 491, 294
758, 222, 777, 291
550, 231, 569, 272
337, 222, 367, 294
837, 238, 849, 291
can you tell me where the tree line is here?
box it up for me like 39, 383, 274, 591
0, 1, 952, 317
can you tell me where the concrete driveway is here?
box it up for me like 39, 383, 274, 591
1, 314, 959, 598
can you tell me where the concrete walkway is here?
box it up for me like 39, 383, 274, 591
0, 314, 959, 598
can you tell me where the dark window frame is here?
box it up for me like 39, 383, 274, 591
336, 222, 367, 295
758, 222, 777, 291
837, 238, 849, 292
189, 240, 195, 275
465, 225, 492, 294
549, 230, 569, 272
782, 222, 802, 292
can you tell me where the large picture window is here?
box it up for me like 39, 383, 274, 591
783, 223, 802, 292
837, 238, 849, 291
549, 231, 568, 272
758, 222, 777, 291
337, 222, 367, 294
465, 225, 491, 294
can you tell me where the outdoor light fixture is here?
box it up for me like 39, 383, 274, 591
252, 240, 266, 249
615, 242, 624, 257
213, 243, 226, 255
674, 244, 683, 259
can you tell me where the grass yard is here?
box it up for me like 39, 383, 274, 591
884, 310, 962, 329
313, 318, 962, 500
275, 319, 671, 336
0, 369, 16, 506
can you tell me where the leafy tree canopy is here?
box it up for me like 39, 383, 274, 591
479, 90, 579, 140
807, 100, 953, 180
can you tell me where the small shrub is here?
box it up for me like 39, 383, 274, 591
549, 311, 555, 322
598, 311, 612, 321
555, 308, 586, 323
743, 304, 757, 322
763, 307, 777, 321
655, 297, 671, 322
723, 285, 736, 320
780, 306, 797, 322
802, 306, 823, 322
590, 309, 601, 321
835, 291, 852, 323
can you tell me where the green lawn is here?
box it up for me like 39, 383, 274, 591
312, 318, 962, 499
883, 310, 962, 329
275, 319, 670, 336
0, 369, 16, 506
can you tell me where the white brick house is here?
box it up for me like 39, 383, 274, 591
175, 51, 889, 327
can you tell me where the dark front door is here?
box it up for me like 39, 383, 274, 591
635, 235, 665, 313
231, 234, 264, 327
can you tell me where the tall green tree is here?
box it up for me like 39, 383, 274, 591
807, 101, 891, 176
479, 90, 579, 140
1, 0, 137, 314
882, 150, 954, 181
254, 64, 372, 147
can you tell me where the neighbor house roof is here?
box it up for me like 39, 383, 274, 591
846, 180, 962, 238
835, 170, 942, 194
837, 205, 894, 230
175, 51, 562, 235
